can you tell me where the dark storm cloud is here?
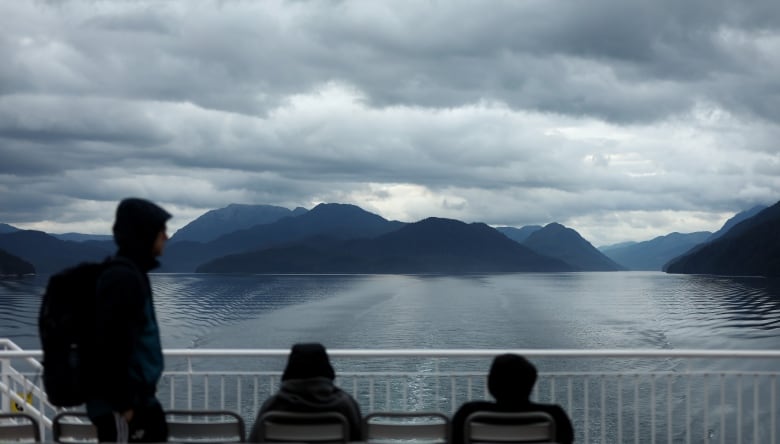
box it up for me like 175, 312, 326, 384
0, 0, 778, 245
279, 0, 780, 123
5, 0, 777, 122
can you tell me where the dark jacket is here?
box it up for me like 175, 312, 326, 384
86, 198, 170, 417
248, 377, 363, 442
451, 354, 574, 444
248, 343, 363, 442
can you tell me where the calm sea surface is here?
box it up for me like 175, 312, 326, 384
2, 271, 779, 351
3, 271, 780, 442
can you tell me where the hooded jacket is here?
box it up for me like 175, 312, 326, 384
450, 354, 574, 444
87, 198, 171, 417
248, 343, 363, 442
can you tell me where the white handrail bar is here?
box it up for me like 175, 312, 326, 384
3, 348, 780, 359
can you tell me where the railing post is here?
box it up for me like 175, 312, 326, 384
236, 376, 242, 414
686, 370, 691, 444
434, 359, 439, 411
567, 377, 573, 433
386, 380, 391, 411
600, 375, 606, 444
251, 375, 256, 414
584, 376, 589, 443
753, 374, 758, 444
704, 373, 710, 444
206, 375, 210, 410
737, 373, 742, 444
368, 377, 374, 412
220, 376, 225, 410
0, 356, 7, 411
667, 374, 673, 444
170, 374, 175, 409
634, 374, 639, 444
449, 377, 455, 414
617, 374, 622, 443
720, 373, 725, 444
771, 375, 776, 444
651, 374, 656, 444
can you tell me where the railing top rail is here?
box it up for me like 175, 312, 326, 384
2, 347, 780, 359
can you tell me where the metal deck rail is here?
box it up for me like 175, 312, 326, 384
2, 339, 779, 443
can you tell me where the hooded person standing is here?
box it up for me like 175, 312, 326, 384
248, 343, 363, 442
87, 198, 171, 443
450, 354, 574, 444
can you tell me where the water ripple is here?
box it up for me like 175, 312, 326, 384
1, 272, 780, 351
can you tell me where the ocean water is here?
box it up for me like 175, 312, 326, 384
3, 270, 780, 352
3, 271, 780, 442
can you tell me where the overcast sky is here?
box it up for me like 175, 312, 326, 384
1, 0, 779, 246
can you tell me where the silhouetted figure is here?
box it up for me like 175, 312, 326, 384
248, 343, 363, 442
451, 354, 574, 444
87, 198, 171, 442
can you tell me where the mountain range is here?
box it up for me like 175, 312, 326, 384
599, 231, 712, 271
197, 217, 573, 273
1, 200, 777, 276
665, 201, 780, 277
0, 230, 112, 274
159, 203, 405, 272
598, 205, 767, 271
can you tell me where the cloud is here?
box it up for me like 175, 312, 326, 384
0, 0, 779, 246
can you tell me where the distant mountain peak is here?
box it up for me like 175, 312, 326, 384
708, 204, 768, 241
496, 225, 543, 244
307, 203, 393, 224
525, 222, 623, 271
310, 202, 372, 214
601, 231, 711, 271
170, 203, 305, 243
0, 223, 20, 234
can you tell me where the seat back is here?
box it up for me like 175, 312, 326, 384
257, 411, 349, 443
0, 413, 41, 442
166, 410, 246, 442
464, 411, 556, 444
52, 412, 97, 443
363, 411, 449, 443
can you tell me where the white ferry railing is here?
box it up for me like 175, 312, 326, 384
2, 340, 779, 443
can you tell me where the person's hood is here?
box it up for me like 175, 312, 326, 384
277, 377, 347, 407
282, 343, 335, 381
112, 197, 171, 269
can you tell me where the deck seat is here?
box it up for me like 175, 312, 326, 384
0, 412, 41, 443
463, 411, 557, 444
363, 411, 449, 443
255, 411, 349, 443
52, 412, 96, 443
53, 409, 246, 443
166, 409, 246, 442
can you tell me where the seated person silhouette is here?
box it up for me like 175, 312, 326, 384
247, 342, 363, 442
451, 354, 574, 444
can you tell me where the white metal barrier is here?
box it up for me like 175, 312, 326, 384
2, 340, 779, 443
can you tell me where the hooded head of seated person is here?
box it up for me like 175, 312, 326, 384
248, 342, 363, 442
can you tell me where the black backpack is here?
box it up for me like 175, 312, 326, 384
38, 258, 117, 407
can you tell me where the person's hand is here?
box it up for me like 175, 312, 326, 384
122, 409, 134, 422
